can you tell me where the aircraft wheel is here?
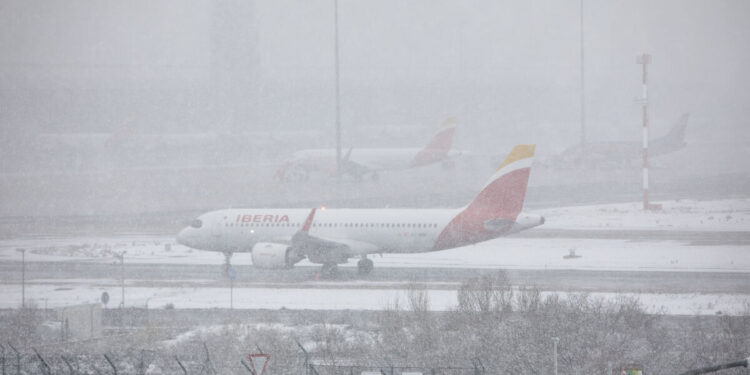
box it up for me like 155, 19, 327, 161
285, 166, 309, 182
357, 258, 374, 275
320, 263, 339, 279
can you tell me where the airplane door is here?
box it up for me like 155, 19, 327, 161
210, 218, 226, 250
211, 219, 222, 238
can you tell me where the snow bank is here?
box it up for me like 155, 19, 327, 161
1, 283, 747, 316
538, 199, 750, 231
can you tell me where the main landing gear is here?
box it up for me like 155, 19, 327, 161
357, 257, 374, 276
320, 263, 339, 279
315, 257, 373, 279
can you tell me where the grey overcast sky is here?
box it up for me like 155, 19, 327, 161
1, 0, 748, 146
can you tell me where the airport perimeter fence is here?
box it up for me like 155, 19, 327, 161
0, 341, 487, 375
0, 343, 221, 375
306, 363, 485, 375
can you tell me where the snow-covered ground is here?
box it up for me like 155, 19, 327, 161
1, 199, 748, 315
2, 236, 748, 273
0, 199, 747, 272
1, 282, 746, 316
538, 198, 750, 231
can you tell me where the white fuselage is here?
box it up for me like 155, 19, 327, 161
179, 208, 460, 255
177, 207, 544, 256
291, 148, 460, 172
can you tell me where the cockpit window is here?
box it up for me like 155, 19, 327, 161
190, 219, 203, 228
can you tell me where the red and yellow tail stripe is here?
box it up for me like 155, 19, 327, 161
433, 144, 535, 250
482, 144, 535, 188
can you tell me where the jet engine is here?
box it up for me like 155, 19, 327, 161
251, 242, 301, 269
509, 213, 545, 234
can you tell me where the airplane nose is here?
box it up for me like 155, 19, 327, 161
176, 227, 193, 247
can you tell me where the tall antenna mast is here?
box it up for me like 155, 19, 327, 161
636, 53, 657, 211
334, 0, 342, 178
580, 0, 586, 148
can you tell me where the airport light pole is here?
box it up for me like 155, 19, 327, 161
552, 337, 559, 375
636, 53, 656, 211
579, 0, 586, 149
16, 248, 25, 308
333, 0, 342, 179
228, 267, 236, 310
115, 251, 126, 308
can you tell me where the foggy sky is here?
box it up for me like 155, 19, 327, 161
2, 0, 749, 146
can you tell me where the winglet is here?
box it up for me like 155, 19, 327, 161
301, 208, 317, 233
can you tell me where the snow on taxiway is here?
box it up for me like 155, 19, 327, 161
0, 283, 746, 316
0, 199, 749, 272
537, 198, 750, 232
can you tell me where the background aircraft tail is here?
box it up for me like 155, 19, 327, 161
651, 113, 689, 156
663, 113, 689, 144
410, 117, 457, 167
433, 144, 535, 250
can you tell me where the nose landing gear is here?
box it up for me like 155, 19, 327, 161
222, 252, 233, 276
357, 257, 373, 276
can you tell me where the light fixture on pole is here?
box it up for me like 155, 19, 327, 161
16, 248, 25, 308
114, 251, 126, 308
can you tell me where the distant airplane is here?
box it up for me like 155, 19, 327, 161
177, 144, 544, 277
555, 113, 689, 165
274, 118, 461, 181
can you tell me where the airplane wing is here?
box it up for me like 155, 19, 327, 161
289, 209, 379, 265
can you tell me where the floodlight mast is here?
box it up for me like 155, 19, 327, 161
579, 0, 586, 150
333, 0, 342, 179
636, 53, 652, 211
115, 251, 126, 308
16, 248, 25, 308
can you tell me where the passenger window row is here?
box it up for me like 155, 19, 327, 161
224, 222, 438, 228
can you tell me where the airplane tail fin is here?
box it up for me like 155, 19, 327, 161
664, 113, 689, 144
433, 144, 536, 250
411, 117, 457, 167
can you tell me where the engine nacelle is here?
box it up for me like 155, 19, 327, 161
508, 213, 545, 234
251, 242, 295, 269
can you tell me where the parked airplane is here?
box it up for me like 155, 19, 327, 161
274, 118, 460, 181
177, 144, 544, 277
555, 113, 689, 165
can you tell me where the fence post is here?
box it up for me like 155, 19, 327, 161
241, 360, 256, 374
472, 357, 485, 375
175, 356, 188, 375
62, 355, 76, 375
137, 349, 150, 375
7, 343, 19, 375
202, 341, 217, 374
32, 348, 51, 375
104, 353, 118, 375
295, 339, 310, 375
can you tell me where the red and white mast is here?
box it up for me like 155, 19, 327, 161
636, 53, 657, 211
